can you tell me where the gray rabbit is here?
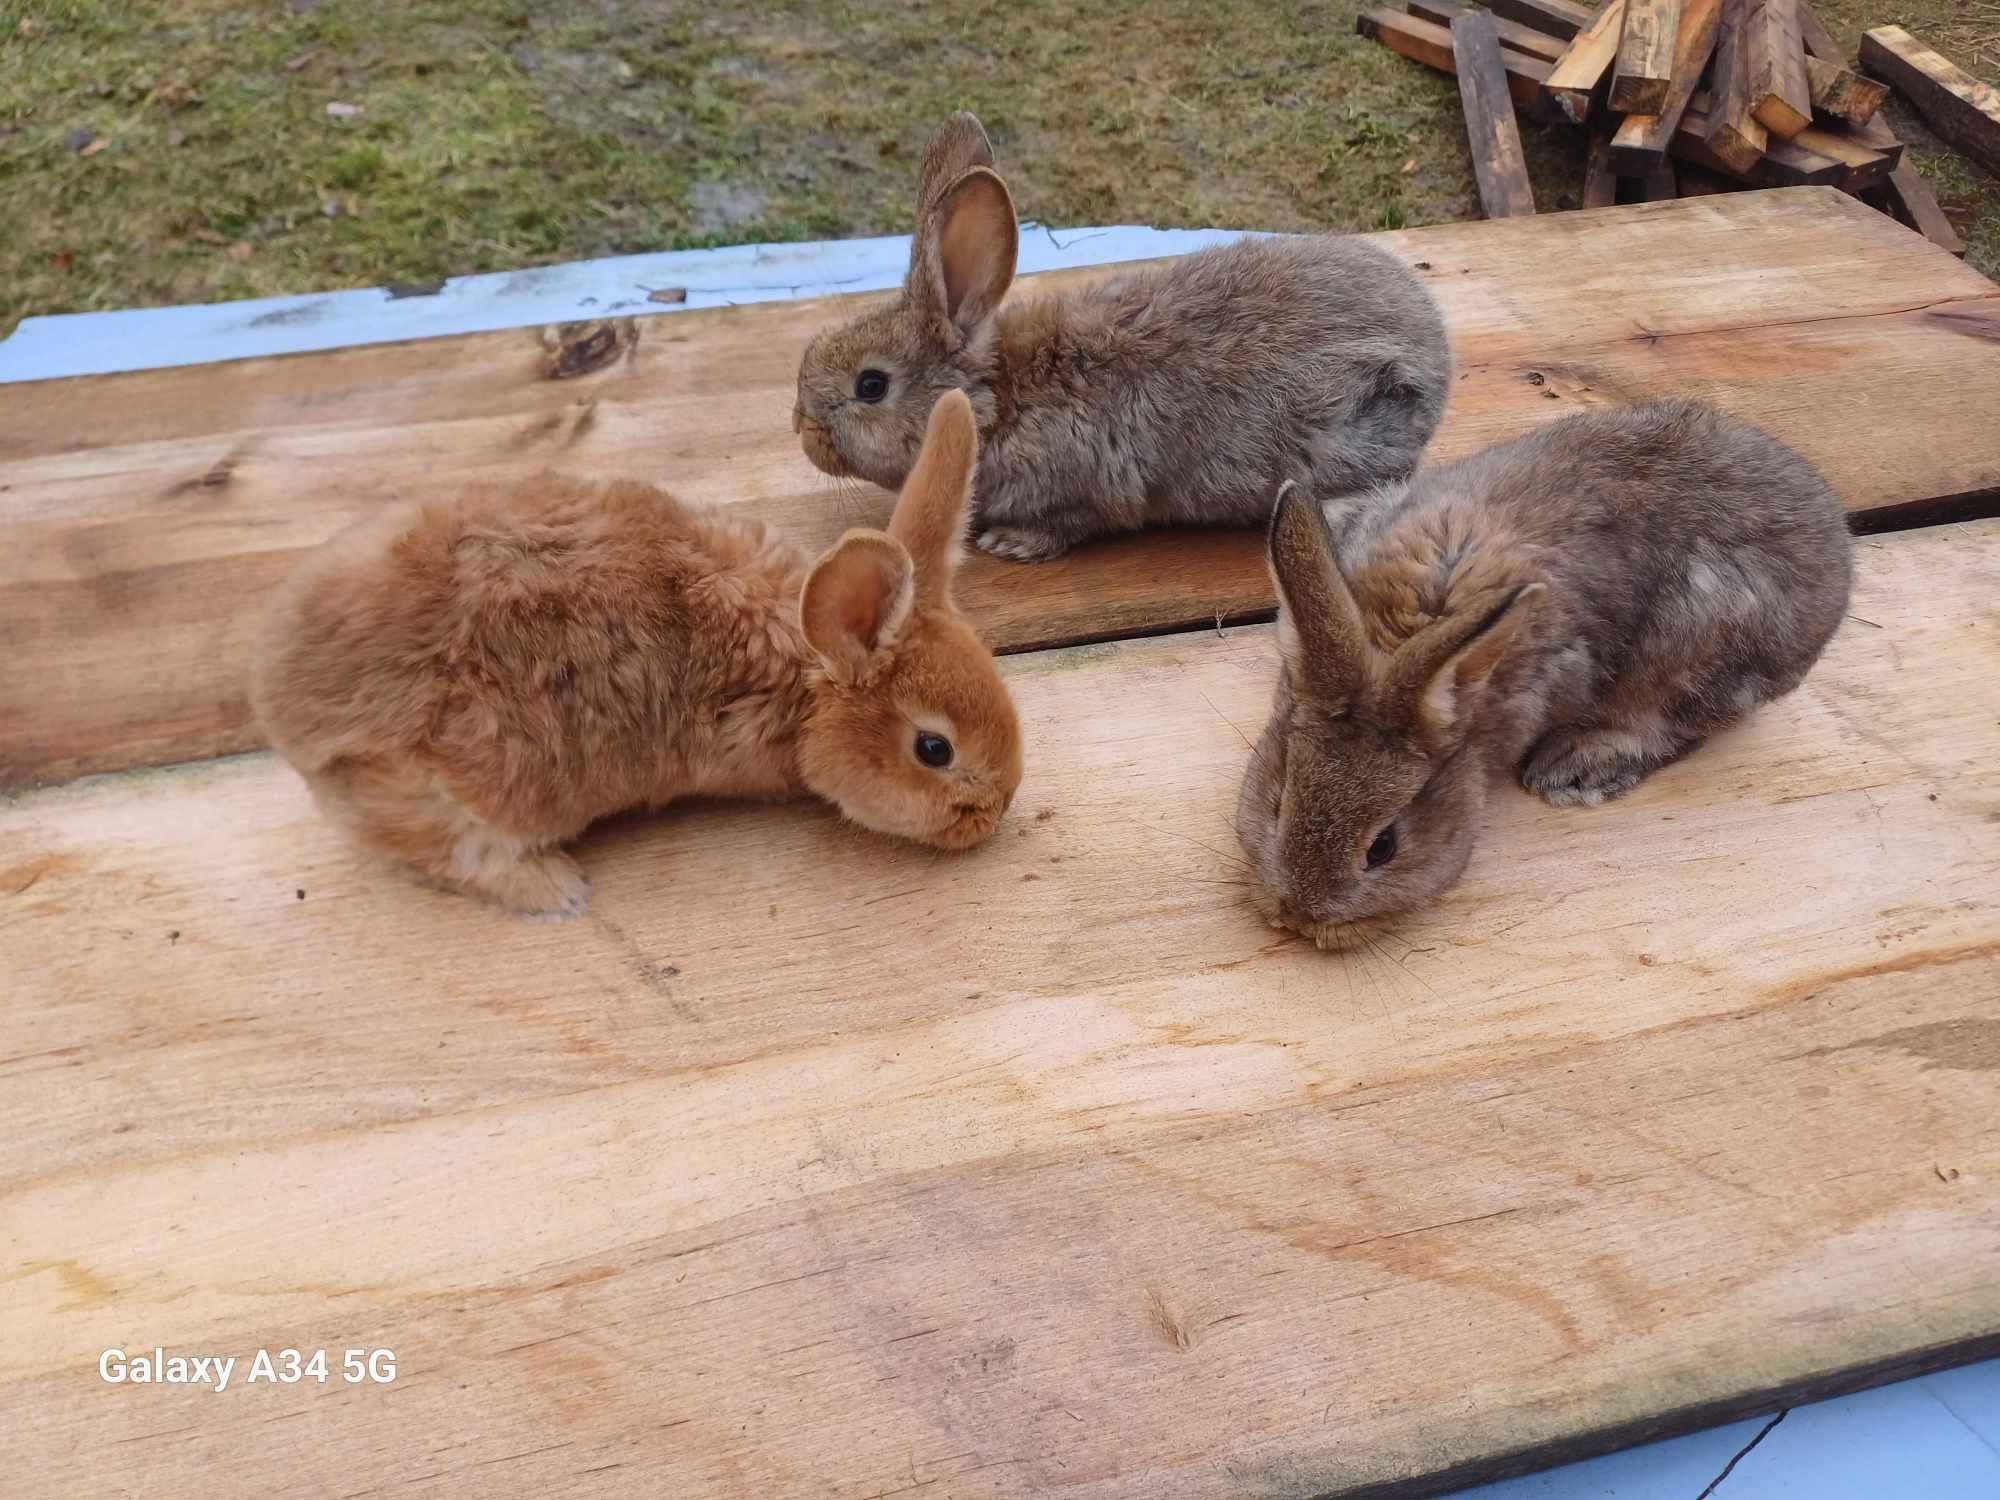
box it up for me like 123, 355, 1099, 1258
1237, 399, 1855, 949
793, 112, 1452, 562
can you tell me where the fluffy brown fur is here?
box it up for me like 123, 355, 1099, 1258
1237, 399, 1854, 949
794, 112, 1451, 562
252, 392, 1021, 916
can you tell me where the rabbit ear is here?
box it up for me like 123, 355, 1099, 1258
1267, 482, 1369, 706
888, 389, 978, 609
801, 531, 915, 685
907, 115, 1014, 340
1393, 582, 1546, 751
916, 112, 996, 210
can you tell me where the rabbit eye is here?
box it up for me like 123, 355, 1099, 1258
855, 369, 890, 403
1365, 825, 1398, 870
914, 731, 953, 768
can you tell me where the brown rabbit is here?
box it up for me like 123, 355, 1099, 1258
793, 112, 1451, 562
252, 392, 1022, 917
1236, 399, 1854, 949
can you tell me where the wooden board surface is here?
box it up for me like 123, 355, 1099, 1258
1543, 0, 1629, 122
1410, 0, 1570, 63
1485, 0, 1596, 40
1609, 0, 1725, 169
1747, 0, 1814, 137
1611, 0, 1681, 113
1455, 9, 1541, 217
5, 519, 1998, 1498
5, 190, 2000, 791
1860, 25, 2000, 176
1708, 0, 1774, 170
1360, 9, 1556, 112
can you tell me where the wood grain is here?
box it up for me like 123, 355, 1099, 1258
1454, 9, 1541, 217
1484, 0, 1597, 39
1789, 117, 1897, 190
1747, 0, 1814, 137
4, 521, 1997, 1499
1705, 0, 1773, 170
1860, 25, 2000, 176
1875, 162, 1969, 255
1611, 0, 1681, 112
1543, 0, 1629, 122
1680, 99, 1844, 185
5, 191, 2000, 791
1359, 9, 1556, 111
1609, 0, 1725, 171
1409, 0, 1570, 62
1805, 54, 1889, 125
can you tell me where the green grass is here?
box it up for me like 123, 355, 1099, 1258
1, 0, 1994, 337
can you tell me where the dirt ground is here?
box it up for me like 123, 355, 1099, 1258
2, 0, 1996, 336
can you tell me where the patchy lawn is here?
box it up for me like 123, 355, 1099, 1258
2, 0, 1995, 336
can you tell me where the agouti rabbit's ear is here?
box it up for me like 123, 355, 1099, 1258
888, 390, 978, 609
1392, 582, 1547, 752
1268, 482, 1369, 707
910, 159, 1017, 342
916, 112, 996, 210
801, 531, 916, 685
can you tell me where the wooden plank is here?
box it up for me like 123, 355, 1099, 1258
1542, 0, 1628, 122
1485, 0, 1597, 39
7, 190, 2000, 790
1794, 0, 1839, 58
4, 521, 1997, 1499
1609, 0, 1726, 171
1805, 53, 1889, 125
1860, 25, 2000, 175
1679, 102, 1847, 184
1454, 9, 1540, 217
1359, 9, 1555, 112
1408, 0, 1569, 61
1611, 0, 1681, 112
1706, 0, 1772, 171
1876, 161, 1970, 254
1582, 129, 1622, 205
1747, 0, 1814, 137
1790, 118, 1897, 190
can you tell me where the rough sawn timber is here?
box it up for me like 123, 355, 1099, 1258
3, 521, 1997, 1497
3, 191, 2000, 788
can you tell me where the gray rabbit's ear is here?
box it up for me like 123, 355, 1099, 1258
1394, 582, 1546, 752
911, 168, 1017, 342
1267, 483, 1368, 707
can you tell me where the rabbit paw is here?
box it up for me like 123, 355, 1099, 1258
456, 839, 592, 918
976, 525, 1070, 563
1520, 730, 1662, 808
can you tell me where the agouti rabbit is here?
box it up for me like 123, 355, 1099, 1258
793, 112, 1452, 562
253, 392, 1022, 917
1236, 399, 1854, 949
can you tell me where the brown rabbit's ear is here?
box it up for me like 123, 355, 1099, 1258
888, 389, 978, 608
1268, 482, 1369, 706
801, 531, 916, 684
1395, 582, 1547, 752
916, 112, 996, 210
912, 168, 1017, 340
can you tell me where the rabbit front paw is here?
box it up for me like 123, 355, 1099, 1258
1520, 728, 1669, 808
976, 525, 1071, 563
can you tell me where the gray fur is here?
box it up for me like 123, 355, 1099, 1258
1236, 399, 1855, 946
793, 113, 1452, 561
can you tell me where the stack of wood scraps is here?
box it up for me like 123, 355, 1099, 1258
1358, 0, 1979, 256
